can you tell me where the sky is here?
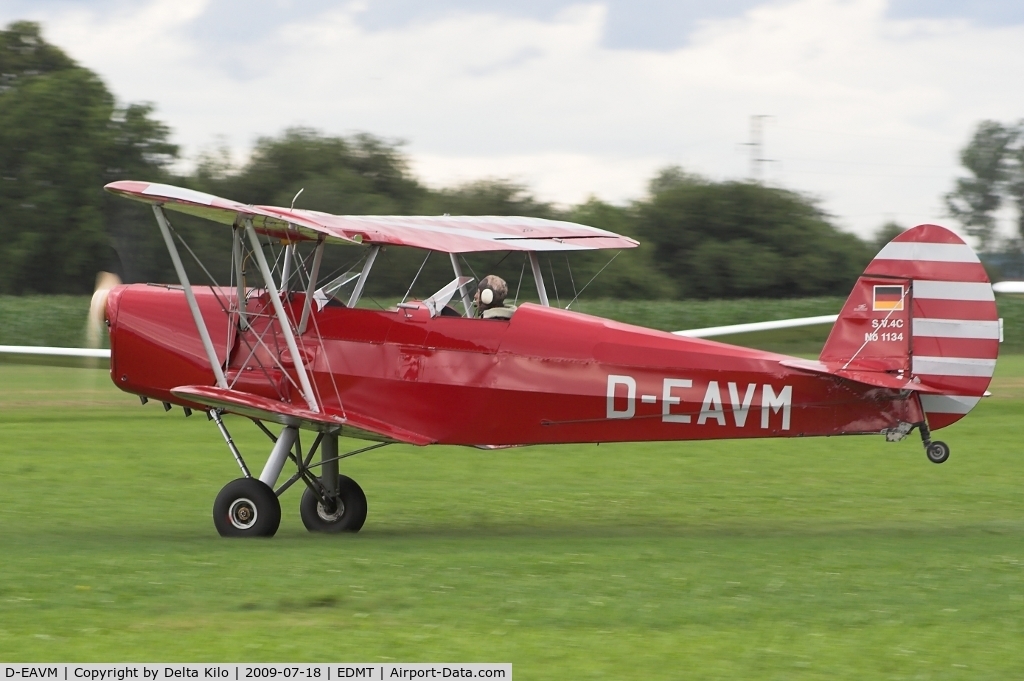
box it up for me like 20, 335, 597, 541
3, 0, 1024, 241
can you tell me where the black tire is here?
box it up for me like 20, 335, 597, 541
926, 441, 950, 464
300, 475, 367, 533
213, 478, 281, 537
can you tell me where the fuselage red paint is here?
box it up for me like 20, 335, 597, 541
106, 285, 924, 446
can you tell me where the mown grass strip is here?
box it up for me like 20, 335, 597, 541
0, 363, 1022, 674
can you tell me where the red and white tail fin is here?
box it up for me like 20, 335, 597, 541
820, 224, 998, 429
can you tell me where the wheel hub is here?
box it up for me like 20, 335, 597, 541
228, 497, 258, 529
317, 498, 345, 523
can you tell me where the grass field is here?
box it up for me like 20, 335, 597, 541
0, 358, 1022, 677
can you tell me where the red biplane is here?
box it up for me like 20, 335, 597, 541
4, 181, 1001, 537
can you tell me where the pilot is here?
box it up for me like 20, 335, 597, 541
475, 275, 513, 319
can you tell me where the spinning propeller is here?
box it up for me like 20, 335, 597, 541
86, 271, 121, 349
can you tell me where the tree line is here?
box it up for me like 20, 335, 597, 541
944, 119, 1024, 250
2, 21, 901, 299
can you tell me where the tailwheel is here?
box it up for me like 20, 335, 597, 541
213, 478, 282, 537
926, 441, 950, 464
917, 420, 949, 465
300, 475, 367, 533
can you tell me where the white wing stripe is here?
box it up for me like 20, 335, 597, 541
876, 242, 979, 263
490, 238, 593, 251
0, 345, 111, 358
320, 220, 608, 246
913, 356, 996, 377
322, 214, 617, 237
993, 281, 1024, 294
141, 183, 216, 206
920, 394, 982, 414
912, 319, 1001, 339
673, 314, 839, 338
913, 280, 994, 301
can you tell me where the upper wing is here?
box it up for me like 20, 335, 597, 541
105, 181, 638, 253
104, 181, 364, 246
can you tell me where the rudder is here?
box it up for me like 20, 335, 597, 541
820, 224, 998, 429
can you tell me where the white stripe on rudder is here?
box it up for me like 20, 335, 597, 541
912, 319, 1001, 339
913, 356, 996, 377
920, 394, 982, 414
876, 242, 980, 263
913, 280, 994, 301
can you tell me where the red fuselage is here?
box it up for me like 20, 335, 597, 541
106, 285, 921, 446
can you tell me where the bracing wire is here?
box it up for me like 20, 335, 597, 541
227, 230, 236, 357
840, 287, 911, 371
548, 257, 560, 307
167, 221, 228, 319
365, 295, 388, 310
169, 222, 220, 288
566, 251, 621, 310
401, 251, 431, 304
513, 255, 526, 306
317, 252, 367, 289
305, 290, 345, 418
565, 255, 578, 303
491, 250, 513, 270
460, 254, 480, 282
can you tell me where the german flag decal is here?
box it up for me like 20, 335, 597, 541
873, 284, 905, 311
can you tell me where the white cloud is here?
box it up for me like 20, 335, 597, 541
5, 0, 1024, 240
410, 152, 662, 206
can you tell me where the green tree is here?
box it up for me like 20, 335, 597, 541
1007, 136, 1024, 239
422, 178, 555, 218
0, 20, 75, 86
945, 120, 1021, 249
182, 128, 434, 293
0, 21, 177, 293
635, 169, 872, 298
557, 198, 675, 300
872, 221, 905, 251
198, 128, 426, 213
418, 188, 674, 303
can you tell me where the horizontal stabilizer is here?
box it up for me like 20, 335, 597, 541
779, 359, 942, 393
170, 385, 435, 446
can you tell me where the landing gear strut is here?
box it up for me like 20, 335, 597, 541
300, 476, 367, 533
209, 413, 379, 537
298, 433, 368, 533
918, 421, 950, 464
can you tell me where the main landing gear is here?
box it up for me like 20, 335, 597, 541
299, 476, 367, 533
213, 478, 281, 537
297, 433, 367, 533
208, 410, 384, 538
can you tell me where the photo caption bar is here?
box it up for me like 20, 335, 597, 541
1, 665, 510, 681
